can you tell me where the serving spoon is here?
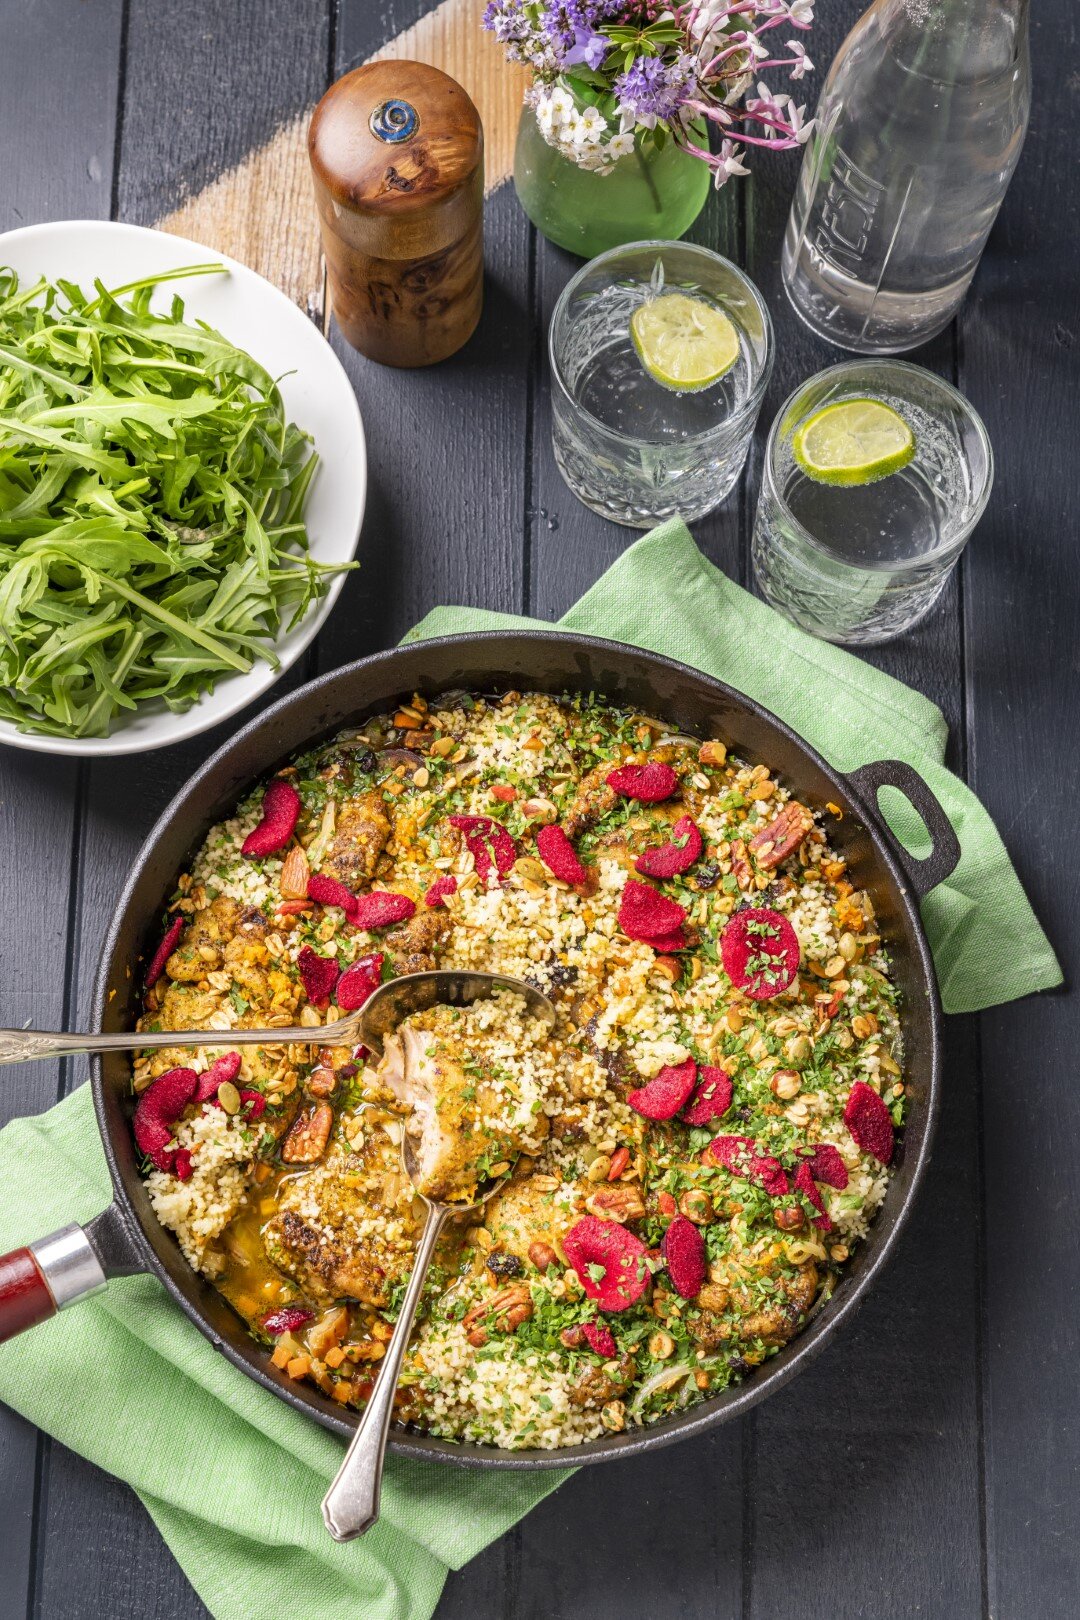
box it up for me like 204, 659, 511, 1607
321, 1126, 513, 1542
0, 970, 556, 1067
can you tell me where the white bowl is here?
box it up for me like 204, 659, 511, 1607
0, 219, 365, 756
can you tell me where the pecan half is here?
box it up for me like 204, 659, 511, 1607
281, 1101, 334, 1164
462, 1284, 533, 1347
730, 838, 754, 889
584, 1184, 646, 1223
749, 802, 815, 871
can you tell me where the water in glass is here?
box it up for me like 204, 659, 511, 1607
752, 360, 993, 645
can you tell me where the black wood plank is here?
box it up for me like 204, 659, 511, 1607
961, 3, 1080, 1612
0, 2, 125, 1615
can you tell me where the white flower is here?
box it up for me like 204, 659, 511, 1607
535, 93, 556, 135
785, 0, 815, 24
786, 39, 813, 77
714, 138, 751, 187
575, 104, 607, 143
549, 84, 575, 125
788, 101, 814, 142
607, 130, 636, 160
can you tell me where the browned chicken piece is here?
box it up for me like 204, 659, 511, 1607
281, 1101, 334, 1164
222, 908, 273, 1006
322, 791, 391, 889
263, 1209, 391, 1307
377, 1007, 549, 1203
165, 896, 241, 981
158, 982, 223, 1031
749, 801, 815, 871
690, 1261, 819, 1352
569, 1352, 636, 1409
561, 764, 617, 841
384, 907, 450, 975
483, 1170, 565, 1263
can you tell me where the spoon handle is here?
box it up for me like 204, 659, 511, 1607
0, 1021, 355, 1067
322, 1199, 451, 1542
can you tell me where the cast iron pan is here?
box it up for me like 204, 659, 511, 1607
0, 633, 960, 1467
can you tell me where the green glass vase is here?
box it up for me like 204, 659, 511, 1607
513, 103, 711, 258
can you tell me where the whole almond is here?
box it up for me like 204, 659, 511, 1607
279, 845, 311, 899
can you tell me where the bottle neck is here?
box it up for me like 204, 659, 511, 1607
874, 0, 1029, 81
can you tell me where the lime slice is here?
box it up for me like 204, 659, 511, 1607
630, 292, 741, 392
792, 398, 916, 486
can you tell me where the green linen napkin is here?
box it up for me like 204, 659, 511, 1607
408, 518, 1060, 1013
0, 518, 1058, 1620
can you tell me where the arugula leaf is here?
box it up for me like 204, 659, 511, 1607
0, 263, 356, 737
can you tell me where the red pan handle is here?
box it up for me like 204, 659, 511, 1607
0, 1226, 107, 1344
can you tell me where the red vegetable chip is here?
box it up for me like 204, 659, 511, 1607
261, 1306, 314, 1336
193, 1050, 242, 1104
239, 1089, 267, 1122
351, 890, 416, 929
298, 945, 341, 1007
634, 816, 703, 879
336, 952, 384, 1011
581, 1320, 617, 1358
704, 1133, 790, 1198
307, 872, 361, 922
563, 1216, 651, 1313
662, 1214, 707, 1299
536, 824, 589, 886
424, 875, 458, 908
627, 1058, 697, 1121
145, 914, 184, 987
134, 1066, 198, 1172
618, 879, 688, 942
448, 814, 517, 884
807, 1143, 849, 1190
720, 906, 800, 1000
681, 1065, 733, 1126
606, 762, 678, 802
241, 778, 302, 858
793, 1161, 832, 1230
844, 1080, 895, 1165
174, 1149, 193, 1182
646, 929, 691, 953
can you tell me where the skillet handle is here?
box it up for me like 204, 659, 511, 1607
0, 1225, 107, 1344
845, 759, 961, 901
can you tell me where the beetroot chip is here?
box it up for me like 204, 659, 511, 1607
308, 872, 361, 922
635, 816, 703, 879
704, 1134, 790, 1197
606, 762, 678, 802
239, 1089, 267, 1121
536, 824, 589, 886
242, 778, 301, 858
720, 906, 800, 1000
174, 1148, 193, 1182
261, 1306, 314, 1336
424, 875, 458, 908
564, 1216, 650, 1313
134, 1066, 198, 1172
793, 1161, 832, 1230
844, 1080, 895, 1165
194, 1050, 242, 1104
662, 1214, 707, 1299
337, 952, 384, 1011
298, 945, 341, 1007
145, 914, 184, 987
646, 929, 691, 953
581, 1320, 617, 1358
627, 1058, 697, 1121
682, 1065, 733, 1126
618, 879, 688, 942
449, 814, 517, 884
351, 890, 416, 929
807, 1143, 849, 1190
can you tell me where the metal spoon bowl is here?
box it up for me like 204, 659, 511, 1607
0, 970, 556, 1067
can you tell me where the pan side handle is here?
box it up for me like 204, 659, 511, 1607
845, 759, 961, 902
0, 1225, 107, 1344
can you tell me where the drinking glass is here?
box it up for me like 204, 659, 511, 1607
751, 359, 993, 645
549, 240, 773, 528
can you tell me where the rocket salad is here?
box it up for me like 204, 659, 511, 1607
0, 263, 354, 739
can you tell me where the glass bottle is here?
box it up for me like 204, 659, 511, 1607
781, 0, 1031, 353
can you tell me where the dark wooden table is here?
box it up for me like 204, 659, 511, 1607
1, 2, 1076, 1616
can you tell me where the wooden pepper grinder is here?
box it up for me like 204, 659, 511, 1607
308, 60, 484, 368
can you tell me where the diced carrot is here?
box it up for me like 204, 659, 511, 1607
332, 1381, 354, 1404
324, 1346, 347, 1369
286, 1355, 311, 1379
270, 1345, 291, 1369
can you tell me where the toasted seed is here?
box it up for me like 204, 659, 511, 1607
217, 1081, 241, 1115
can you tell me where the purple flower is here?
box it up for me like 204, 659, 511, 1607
563, 23, 609, 70
614, 52, 696, 126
